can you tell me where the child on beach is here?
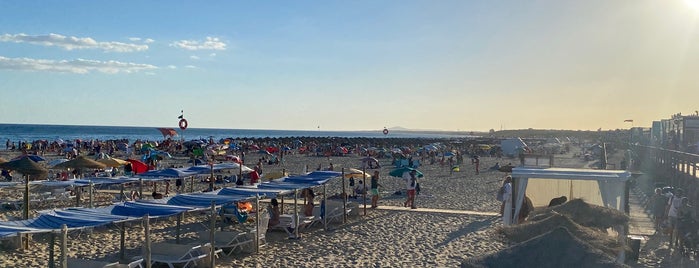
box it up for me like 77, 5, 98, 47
404, 170, 417, 209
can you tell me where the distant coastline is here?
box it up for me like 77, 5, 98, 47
0, 123, 476, 142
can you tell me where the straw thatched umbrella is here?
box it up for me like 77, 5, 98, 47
0, 157, 7, 164
500, 213, 627, 256
0, 157, 48, 219
53, 156, 107, 170
462, 227, 626, 268
96, 157, 129, 168
529, 199, 629, 230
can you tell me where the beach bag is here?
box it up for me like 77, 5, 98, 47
496, 186, 505, 202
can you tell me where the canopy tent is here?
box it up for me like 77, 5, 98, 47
141, 192, 253, 208
282, 171, 342, 185
0, 209, 134, 231
137, 168, 198, 179
218, 187, 292, 197
68, 202, 196, 218
184, 163, 254, 174
508, 167, 631, 226
0, 225, 43, 238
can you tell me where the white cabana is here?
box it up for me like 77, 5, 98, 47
507, 167, 631, 226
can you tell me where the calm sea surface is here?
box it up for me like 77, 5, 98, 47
0, 124, 471, 143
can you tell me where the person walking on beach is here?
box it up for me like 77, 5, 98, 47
651, 188, 668, 232
500, 175, 513, 225
404, 170, 418, 209
370, 171, 382, 208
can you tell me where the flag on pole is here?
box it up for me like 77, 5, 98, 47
624, 119, 633, 122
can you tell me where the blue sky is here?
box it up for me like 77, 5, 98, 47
2, 1, 699, 131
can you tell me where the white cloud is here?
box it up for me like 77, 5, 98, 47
170, 37, 226, 51
167, 65, 177, 69
128, 37, 141, 42
184, 65, 197, 69
144, 38, 155, 44
190, 55, 200, 60
0, 33, 148, 52
0, 56, 157, 74
209, 53, 217, 57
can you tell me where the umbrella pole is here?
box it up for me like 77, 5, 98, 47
280, 196, 284, 213
23, 175, 29, 220
341, 168, 346, 223
190, 177, 194, 193
139, 178, 143, 200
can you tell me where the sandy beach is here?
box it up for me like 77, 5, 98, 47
0, 143, 651, 267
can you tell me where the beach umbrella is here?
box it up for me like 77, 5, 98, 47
96, 157, 129, 168
125, 159, 149, 174
0, 157, 48, 176
388, 167, 424, 178
53, 156, 107, 170
11, 154, 45, 162
156, 127, 178, 138
0, 157, 48, 219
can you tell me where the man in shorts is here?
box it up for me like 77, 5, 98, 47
370, 171, 382, 208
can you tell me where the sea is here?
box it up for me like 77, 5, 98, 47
0, 124, 473, 143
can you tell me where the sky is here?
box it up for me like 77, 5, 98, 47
1, 1, 699, 132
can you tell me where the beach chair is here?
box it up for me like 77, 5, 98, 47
66, 258, 124, 268
147, 242, 208, 268
270, 214, 313, 237
197, 230, 253, 256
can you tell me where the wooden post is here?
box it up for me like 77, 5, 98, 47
294, 189, 299, 238
323, 184, 328, 229
139, 178, 143, 200
209, 201, 216, 268
75, 186, 81, 207
144, 215, 151, 268
190, 177, 194, 193
88, 182, 94, 208
176, 213, 182, 244
23, 175, 29, 220
255, 194, 260, 253
120, 183, 125, 202
119, 222, 126, 262
341, 168, 346, 223
60, 224, 67, 268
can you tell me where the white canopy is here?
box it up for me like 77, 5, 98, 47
508, 167, 631, 226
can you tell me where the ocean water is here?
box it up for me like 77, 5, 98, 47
0, 124, 470, 143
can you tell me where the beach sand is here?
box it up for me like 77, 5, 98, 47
0, 145, 651, 267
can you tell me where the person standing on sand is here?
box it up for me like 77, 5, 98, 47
404, 170, 418, 209
501, 176, 513, 225
370, 171, 382, 208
